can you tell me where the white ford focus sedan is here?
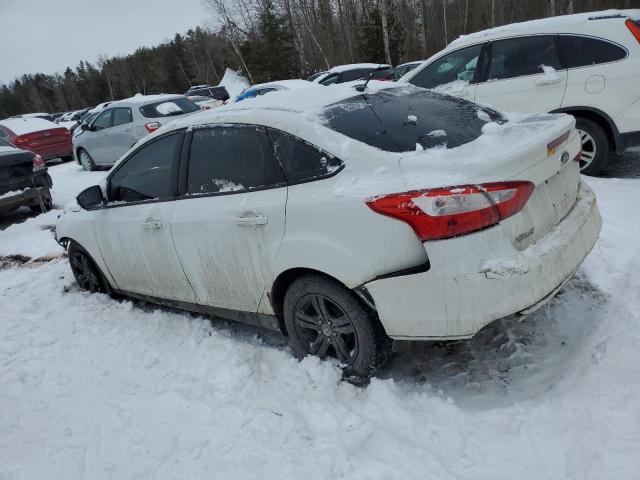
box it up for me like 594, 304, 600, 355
56, 82, 602, 381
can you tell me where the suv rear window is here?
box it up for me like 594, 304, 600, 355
139, 98, 199, 118
559, 35, 627, 68
320, 87, 502, 153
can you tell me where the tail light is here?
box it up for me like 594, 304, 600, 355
202, 105, 211, 110
144, 122, 161, 133
32, 154, 45, 172
13, 135, 28, 146
366, 181, 535, 241
626, 19, 640, 43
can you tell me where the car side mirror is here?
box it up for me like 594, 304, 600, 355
77, 185, 106, 210
81, 123, 89, 131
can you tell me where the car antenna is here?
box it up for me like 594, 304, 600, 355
355, 64, 386, 92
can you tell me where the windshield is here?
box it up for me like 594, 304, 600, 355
320, 87, 502, 152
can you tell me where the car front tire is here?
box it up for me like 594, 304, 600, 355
68, 242, 106, 293
283, 274, 391, 383
78, 149, 97, 171
576, 118, 610, 175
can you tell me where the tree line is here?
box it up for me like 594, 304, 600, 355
0, 0, 634, 118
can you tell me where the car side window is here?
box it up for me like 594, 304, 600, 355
257, 88, 277, 96
267, 129, 342, 183
410, 44, 484, 89
92, 109, 113, 131
320, 73, 339, 85
109, 133, 181, 203
341, 69, 368, 82
560, 35, 627, 68
487, 35, 562, 81
186, 125, 285, 195
112, 108, 133, 127
0, 127, 8, 138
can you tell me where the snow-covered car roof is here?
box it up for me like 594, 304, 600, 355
250, 79, 318, 91
12, 113, 51, 119
109, 94, 185, 107
328, 63, 391, 73
396, 61, 424, 68
450, 9, 640, 47
0, 117, 61, 136
312, 63, 392, 83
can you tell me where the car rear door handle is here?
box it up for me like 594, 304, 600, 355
142, 218, 163, 229
235, 214, 268, 226
535, 76, 563, 86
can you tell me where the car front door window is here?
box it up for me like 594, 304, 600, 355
92, 110, 113, 131
410, 44, 484, 89
109, 132, 181, 203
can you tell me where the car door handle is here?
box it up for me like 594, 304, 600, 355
142, 218, 163, 229
235, 214, 268, 226
124, 128, 131, 133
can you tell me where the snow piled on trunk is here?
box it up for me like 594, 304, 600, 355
1, 165, 640, 478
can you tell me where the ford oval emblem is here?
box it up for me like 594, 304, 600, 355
560, 151, 570, 164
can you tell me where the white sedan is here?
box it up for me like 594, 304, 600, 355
56, 82, 602, 382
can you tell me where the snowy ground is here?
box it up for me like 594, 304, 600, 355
1, 155, 639, 479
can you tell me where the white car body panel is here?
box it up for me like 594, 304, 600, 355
170, 187, 287, 312
92, 202, 196, 302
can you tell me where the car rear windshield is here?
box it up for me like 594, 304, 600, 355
139, 98, 200, 118
320, 87, 502, 152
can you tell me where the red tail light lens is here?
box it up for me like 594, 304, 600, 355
144, 122, 161, 133
366, 181, 535, 241
626, 19, 640, 43
14, 136, 28, 146
32, 154, 45, 172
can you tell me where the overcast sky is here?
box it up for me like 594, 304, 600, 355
0, 0, 214, 84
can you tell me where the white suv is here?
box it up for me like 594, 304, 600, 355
57, 83, 601, 381
400, 10, 640, 174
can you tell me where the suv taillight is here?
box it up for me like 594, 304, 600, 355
626, 19, 640, 43
32, 154, 45, 172
14, 136, 28, 146
144, 122, 161, 133
366, 181, 534, 241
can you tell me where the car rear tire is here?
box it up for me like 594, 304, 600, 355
78, 149, 97, 171
68, 242, 106, 293
283, 274, 391, 383
575, 118, 610, 175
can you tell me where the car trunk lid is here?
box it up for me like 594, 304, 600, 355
16, 127, 70, 148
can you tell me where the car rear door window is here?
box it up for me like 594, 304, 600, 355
410, 44, 484, 89
319, 73, 339, 85
92, 110, 113, 130
109, 132, 181, 203
112, 108, 133, 126
267, 129, 342, 182
340, 69, 368, 82
487, 35, 562, 81
560, 35, 627, 68
186, 125, 285, 194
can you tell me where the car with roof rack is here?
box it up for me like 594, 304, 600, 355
399, 9, 640, 174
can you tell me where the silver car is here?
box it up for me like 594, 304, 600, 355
73, 94, 200, 170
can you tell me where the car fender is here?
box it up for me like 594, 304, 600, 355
56, 210, 117, 288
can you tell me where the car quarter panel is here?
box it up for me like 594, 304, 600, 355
365, 182, 601, 339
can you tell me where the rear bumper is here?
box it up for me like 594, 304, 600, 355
32, 140, 72, 161
0, 186, 51, 211
364, 182, 602, 340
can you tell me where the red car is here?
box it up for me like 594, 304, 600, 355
0, 117, 72, 161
